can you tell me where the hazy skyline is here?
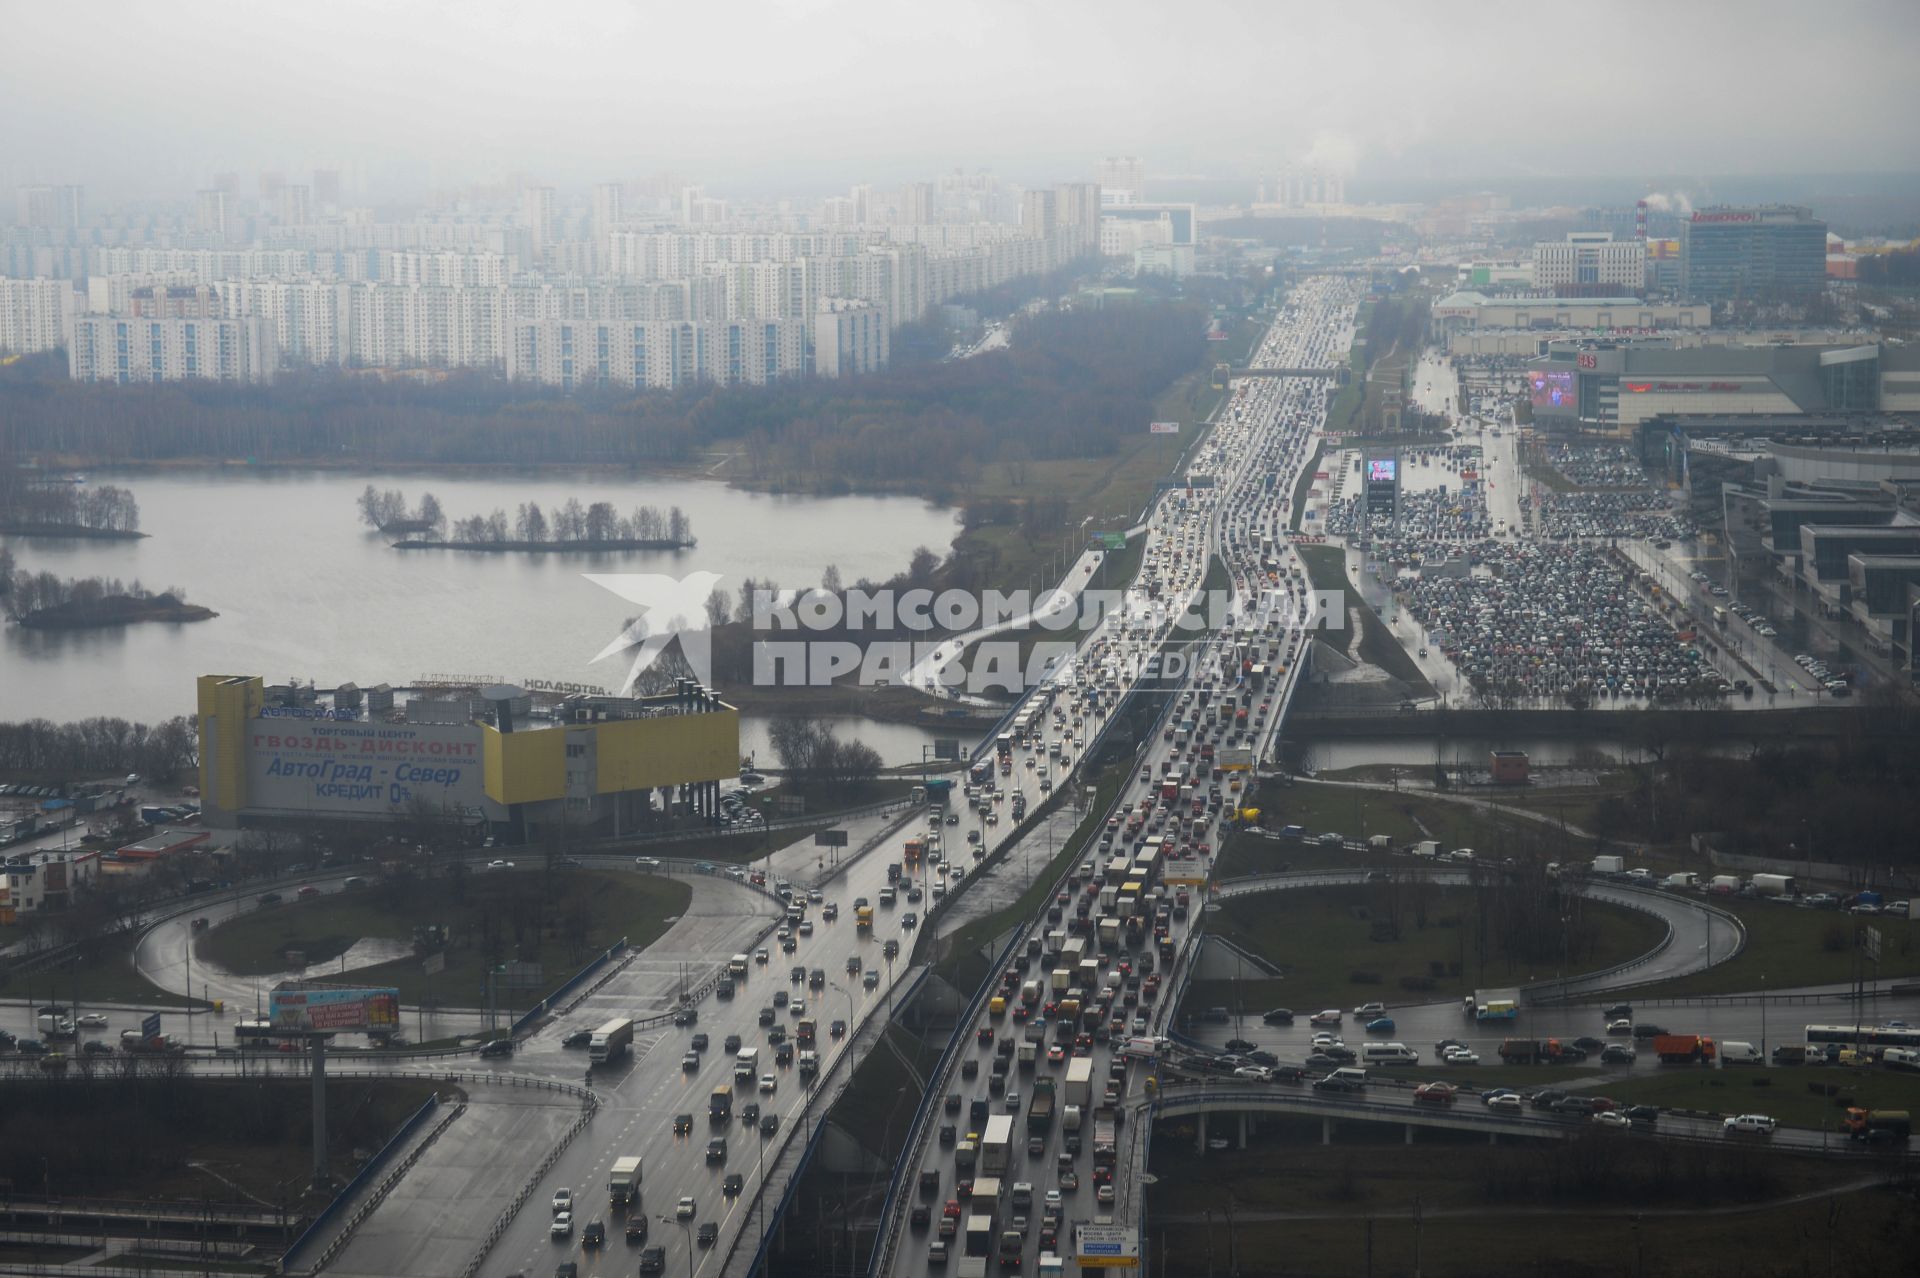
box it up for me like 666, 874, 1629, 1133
5, 0, 1918, 202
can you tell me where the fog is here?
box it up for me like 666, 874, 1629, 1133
4, 0, 1917, 199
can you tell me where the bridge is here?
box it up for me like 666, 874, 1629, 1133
1229, 366, 1341, 379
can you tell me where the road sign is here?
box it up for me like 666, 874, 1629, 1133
422, 952, 446, 976
813, 829, 849, 848
140, 1012, 161, 1039
1075, 1223, 1140, 1268
496, 962, 545, 991
933, 738, 961, 761
1098, 531, 1127, 551
1864, 926, 1882, 962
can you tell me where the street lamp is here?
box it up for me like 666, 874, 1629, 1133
659, 1214, 693, 1278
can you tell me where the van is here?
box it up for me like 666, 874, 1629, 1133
1327, 1067, 1368, 1088
1719, 1041, 1761, 1066
1361, 1043, 1419, 1066
1882, 1047, 1920, 1072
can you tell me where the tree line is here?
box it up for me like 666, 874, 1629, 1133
1, 565, 193, 623
356, 485, 445, 533
363, 486, 695, 546
0, 300, 1208, 503
767, 717, 882, 798
0, 465, 140, 533
0, 714, 197, 781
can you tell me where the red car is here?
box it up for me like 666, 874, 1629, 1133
977, 1026, 995, 1046
942, 1199, 962, 1219
1413, 1082, 1457, 1106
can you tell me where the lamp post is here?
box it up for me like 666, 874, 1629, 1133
660, 1214, 693, 1278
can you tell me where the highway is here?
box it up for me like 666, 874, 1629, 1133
876, 277, 1366, 1278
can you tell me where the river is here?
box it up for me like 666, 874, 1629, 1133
1, 469, 958, 758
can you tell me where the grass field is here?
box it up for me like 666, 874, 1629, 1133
195, 868, 690, 1005
1294, 543, 1434, 694
1185, 883, 1669, 1013
1214, 780, 1535, 877
1596, 1064, 1920, 1129
832, 1019, 946, 1158
1634, 896, 1920, 996
1, 929, 200, 1007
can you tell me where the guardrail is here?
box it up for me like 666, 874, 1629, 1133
457, 1085, 600, 1278
510, 938, 631, 1037
295, 1095, 467, 1275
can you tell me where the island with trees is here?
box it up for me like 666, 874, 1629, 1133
1, 552, 214, 629
362, 489, 695, 552
0, 465, 143, 539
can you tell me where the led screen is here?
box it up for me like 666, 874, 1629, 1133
1366, 459, 1396, 484
1529, 369, 1575, 411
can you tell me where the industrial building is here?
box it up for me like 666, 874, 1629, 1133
197, 674, 739, 842
1682, 205, 1828, 302
1432, 291, 1708, 335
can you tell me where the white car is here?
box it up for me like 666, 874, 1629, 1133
1724, 1114, 1777, 1136
634, 856, 661, 870
551, 1188, 573, 1214
676, 1195, 697, 1219
77, 1013, 109, 1028
1044, 1189, 1062, 1209
1353, 1002, 1385, 1017
760, 1074, 778, 1094
1443, 1049, 1480, 1066
550, 1212, 573, 1238
487, 859, 514, 871
1233, 1066, 1271, 1082
1592, 1110, 1630, 1129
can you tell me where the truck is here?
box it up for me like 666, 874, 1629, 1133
1020, 979, 1041, 1007
1064, 1056, 1094, 1108
981, 1115, 1013, 1176
1027, 1076, 1057, 1134
856, 902, 875, 930
1708, 874, 1742, 894
709, 1086, 732, 1122
1497, 1038, 1586, 1065
1663, 872, 1698, 890
728, 953, 750, 978
589, 1017, 634, 1065
1017, 1039, 1038, 1070
1842, 1107, 1911, 1144
1652, 1034, 1716, 1065
608, 1156, 643, 1205
1592, 855, 1625, 875
1411, 839, 1439, 859
1097, 917, 1120, 947
962, 1215, 995, 1278
735, 1047, 760, 1084
905, 837, 926, 867
1473, 989, 1520, 1022
796, 1019, 816, 1047
1749, 873, 1798, 897
1092, 1105, 1118, 1165
798, 1049, 820, 1079
1062, 1103, 1083, 1132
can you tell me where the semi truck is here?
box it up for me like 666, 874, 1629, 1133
1027, 1076, 1057, 1134
589, 1017, 634, 1065
981, 1115, 1014, 1176
1749, 873, 1798, 897
1652, 1034, 1716, 1065
608, 1156, 643, 1205
1064, 1056, 1094, 1108
1497, 1038, 1586, 1065
1843, 1108, 1911, 1144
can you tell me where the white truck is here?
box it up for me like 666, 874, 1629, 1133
1412, 840, 1440, 859
734, 1046, 760, 1084
1064, 1056, 1094, 1108
1749, 873, 1798, 897
1663, 872, 1698, 890
608, 1155, 643, 1205
1592, 855, 1625, 875
588, 1017, 633, 1065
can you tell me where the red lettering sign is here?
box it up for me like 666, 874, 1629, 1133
1691, 211, 1755, 223
1577, 353, 1598, 370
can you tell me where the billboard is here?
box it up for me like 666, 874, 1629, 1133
1149, 421, 1181, 434
1528, 369, 1575, 413
245, 717, 487, 816
1364, 452, 1398, 516
1366, 459, 1396, 485
269, 984, 401, 1033
1075, 1223, 1140, 1268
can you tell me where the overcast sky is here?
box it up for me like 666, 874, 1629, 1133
5, 0, 1917, 202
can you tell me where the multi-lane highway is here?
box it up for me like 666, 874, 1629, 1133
876, 278, 1366, 1278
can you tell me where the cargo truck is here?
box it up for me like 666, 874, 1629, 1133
608, 1156, 643, 1205
1092, 1106, 1118, 1164
1708, 874, 1742, 894
981, 1115, 1014, 1176
798, 1049, 820, 1079
856, 901, 874, 929
709, 1086, 732, 1121
1749, 873, 1797, 897
1064, 1056, 1094, 1108
961, 1215, 994, 1278
1843, 1108, 1911, 1144
1027, 1076, 1056, 1133
589, 1017, 634, 1065
1017, 1039, 1038, 1070
1497, 1038, 1586, 1065
734, 1047, 759, 1084
1592, 855, 1625, 875
1652, 1034, 1716, 1065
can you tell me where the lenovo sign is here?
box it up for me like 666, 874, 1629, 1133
1692, 211, 1756, 223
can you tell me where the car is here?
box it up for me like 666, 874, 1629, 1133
1530, 1089, 1569, 1111
831, 1019, 847, 1039
676, 1196, 697, 1219
1312, 1074, 1363, 1094
673, 1113, 694, 1135
1096, 1184, 1115, 1205
1233, 1066, 1272, 1082
1487, 1093, 1523, 1114
1223, 1037, 1258, 1053
75, 1012, 109, 1029
761, 1113, 780, 1136
1413, 1082, 1457, 1105
864, 970, 880, 989
1005, 1090, 1022, 1112
790, 999, 806, 1017
549, 1213, 573, 1239
681, 1052, 699, 1072
1725, 1114, 1777, 1136
1442, 1048, 1479, 1066
1309, 1009, 1343, 1026
1573, 1036, 1606, 1054
560, 1028, 593, 1049
1044, 1189, 1062, 1210
760, 1073, 777, 1093
1353, 1002, 1385, 1017
634, 856, 661, 870
1059, 1169, 1078, 1191
1365, 1017, 1396, 1034
551, 1188, 574, 1214
1600, 1045, 1637, 1064
477, 1038, 514, 1058
723, 1173, 744, 1198
582, 1219, 605, 1247
697, 1222, 718, 1247
690, 1032, 709, 1052
638, 1245, 667, 1274
1592, 1110, 1630, 1129
1606, 1019, 1633, 1036
1631, 1024, 1668, 1040
706, 1138, 727, 1163
1261, 1008, 1294, 1025
1624, 1105, 1660, 1125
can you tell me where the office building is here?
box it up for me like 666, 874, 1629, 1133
1098, 156, 1144, 205
69, 312, 277, 384
0, 276, 76, 354
1055, 182, 1101, 248
814, 298, 888, 378
521, 185, 556, 262
278, 183, 312, 226
1533, 232, 1646, 296
1432, 291, 1708, 334
1683, 205, 1827, 302
195, 188, 230, 238
15, 184, 83, 229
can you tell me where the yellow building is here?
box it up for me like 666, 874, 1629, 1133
197, 674, 738, 841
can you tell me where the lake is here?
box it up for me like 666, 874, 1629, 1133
1, 468, 958, 751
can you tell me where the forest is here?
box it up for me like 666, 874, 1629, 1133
1, 301, 1208, 501
358, 485, 695, 547
0, 548, 205, 627
0, 463, 140, 534
0, 713, 197, 782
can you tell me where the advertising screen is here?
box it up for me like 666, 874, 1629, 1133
244, 717, 487, 816
269, 985, 401, 1033
1366, 459, 1396, 484
1529, 369, 1575, 412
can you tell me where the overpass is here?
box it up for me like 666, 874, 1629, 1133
1230, 366, 1342, 379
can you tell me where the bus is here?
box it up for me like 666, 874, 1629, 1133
1805, 1024, 1920, 1051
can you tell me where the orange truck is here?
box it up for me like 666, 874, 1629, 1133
904, 837, 925, 867
1652, 1034, 1716, 1065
